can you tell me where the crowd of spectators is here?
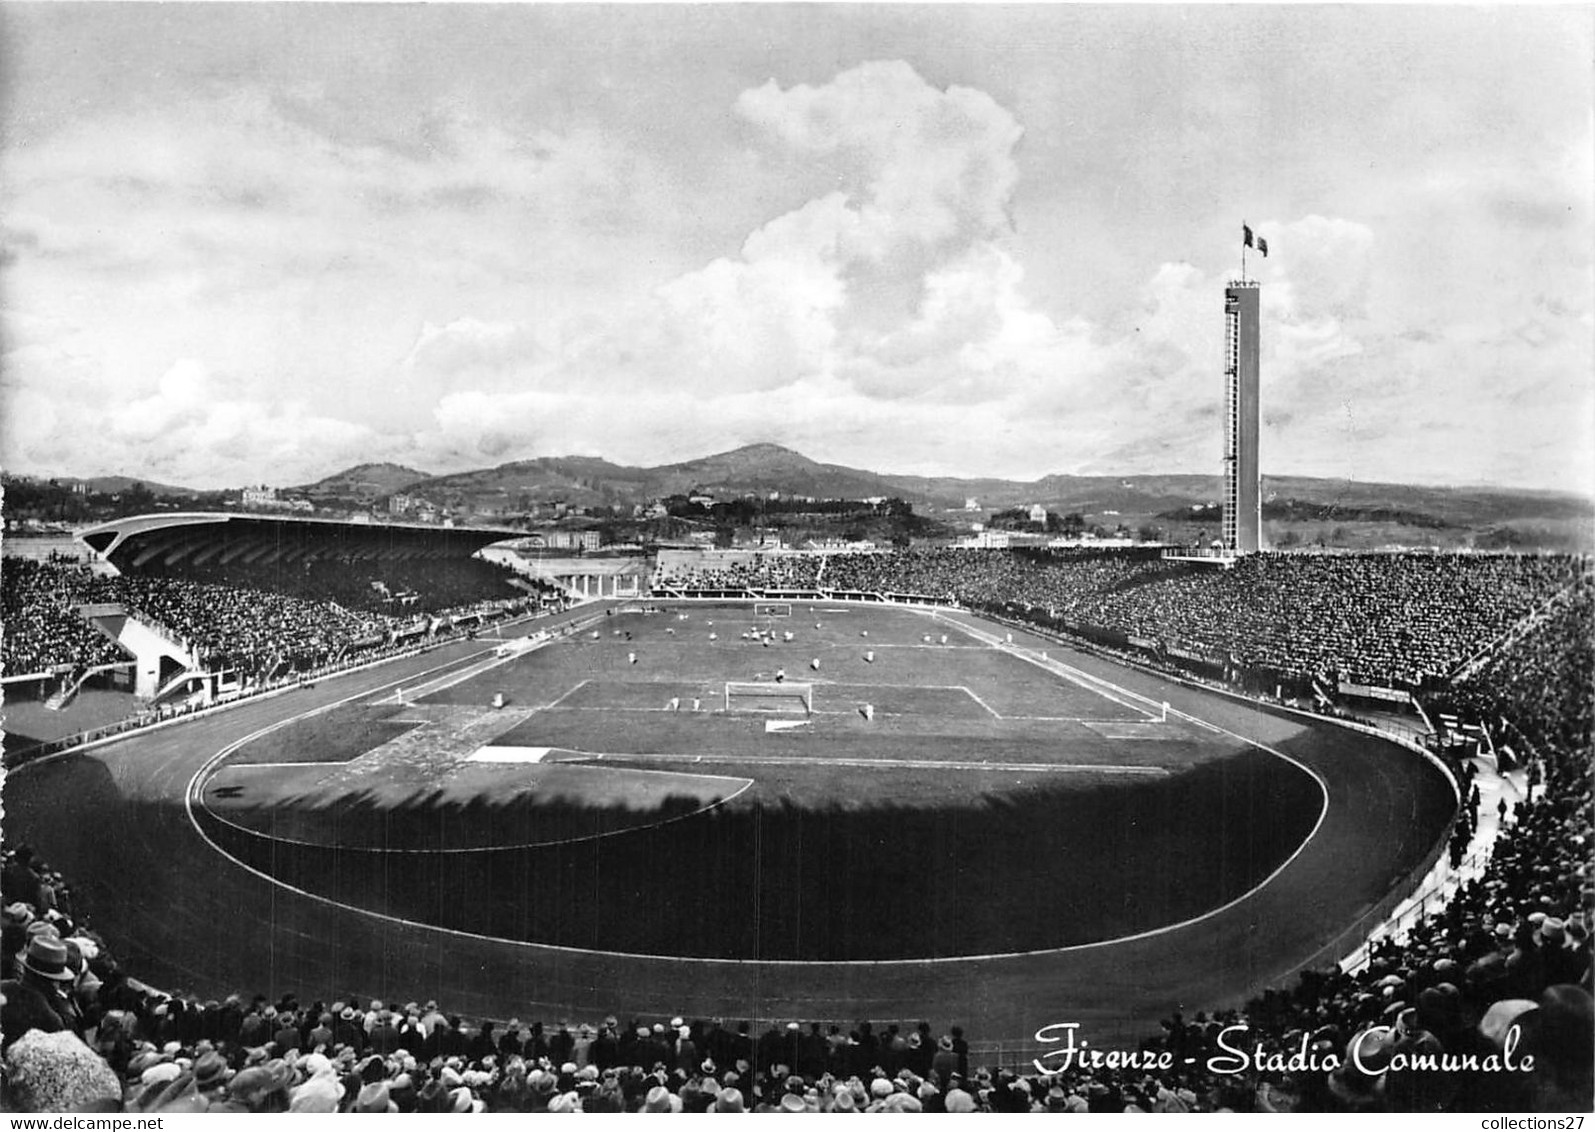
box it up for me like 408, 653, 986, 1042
653, 552, 826, 593
3, 546, 1590, 1112
681, 548, 1586, 691
0, 559, 127, 676
136, 557, 529, 619
2, 557, 545, 683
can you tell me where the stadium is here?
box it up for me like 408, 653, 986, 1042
2, 492, 1591, 1111
1, 7, 1591, 1116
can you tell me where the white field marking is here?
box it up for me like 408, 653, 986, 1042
180, 600, 1333, 970
1002, 715, 1153, 724
934, 614, 1161, 720
561, 751, 1165, 775
959, 685, 1003, 719
468, 746, 553, 763
541, 679, 591, 710
765, 720, 812, 733
379, 655, 510, 703
1081, 722, 1183, 741
376, 610, 614, 705
210, 761, 341, 770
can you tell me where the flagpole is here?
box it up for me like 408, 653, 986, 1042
1240, 220, 1247, 282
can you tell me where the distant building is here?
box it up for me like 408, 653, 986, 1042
802, 537, 875, 552
242, 485, 275, 508
956, 530, 1010, 549
524, 529, 600, 552
964, 497, 979, 511
1027, 503, 1047, 524
389, 493, 416, 514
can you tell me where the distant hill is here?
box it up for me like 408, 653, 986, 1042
408, 456, 654, 510
65, 474, 205, 498
296, 462, 431, 501
651, 443, 905, 501
287, 445, 1593, 549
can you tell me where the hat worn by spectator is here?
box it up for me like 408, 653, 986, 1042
357, 1080, 399, 1113
226, 1059, 293, 1109
3, 1030, 123, 1113
192, 1050, 232, 1090
944, 1088, 978, 1112
288, 1068, 343, 1113
450, 1086, 484, 1114
713, 1087, 746, 1113
1327, 1028, 1398, 1105
135, 1071, 210, 1115
19, 935, 74, 982
643, 1084, 675, 1112
141, 1061, 182, 1088
127, 1050, 164, 1079
1479, 999, 1540, 1049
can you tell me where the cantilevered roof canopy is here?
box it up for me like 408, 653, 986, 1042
78, 512, 518, 573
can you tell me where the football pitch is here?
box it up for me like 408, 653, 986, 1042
194, 602, 1323, 962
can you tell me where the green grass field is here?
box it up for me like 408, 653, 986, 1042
196, 602, 1322, 960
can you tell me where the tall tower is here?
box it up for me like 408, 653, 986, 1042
1222, 281, 1261, 554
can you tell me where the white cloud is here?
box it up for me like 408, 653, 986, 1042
736, 60, 1022, 257
1, 21, 1588, 494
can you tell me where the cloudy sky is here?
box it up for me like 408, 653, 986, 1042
2, 5, 1591, 492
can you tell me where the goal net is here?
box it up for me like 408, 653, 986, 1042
753, 602, 793, 618
725, 681, 813, 714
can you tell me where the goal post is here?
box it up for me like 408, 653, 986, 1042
753, 602, 793, 618
725, 680, 813, 714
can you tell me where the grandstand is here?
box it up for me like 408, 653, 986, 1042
2, 514, 561, 756
2, 533, 1590, 1113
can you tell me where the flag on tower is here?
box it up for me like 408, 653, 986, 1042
1243, 223, 1254, 248
1257, 236, 1269, 257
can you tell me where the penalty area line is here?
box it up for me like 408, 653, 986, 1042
960, 685, 1003, 719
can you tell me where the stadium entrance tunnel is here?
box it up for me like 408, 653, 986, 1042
192, 743, 1324, 961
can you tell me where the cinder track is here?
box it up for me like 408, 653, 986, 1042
3, 604, 1454, 1049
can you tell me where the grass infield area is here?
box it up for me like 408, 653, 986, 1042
193, 603, 1323, 962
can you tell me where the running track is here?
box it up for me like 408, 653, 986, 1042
2, 606, 1455, 1049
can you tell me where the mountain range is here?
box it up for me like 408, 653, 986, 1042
17, 445, 1589, 548
285, 444, 1592, 533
